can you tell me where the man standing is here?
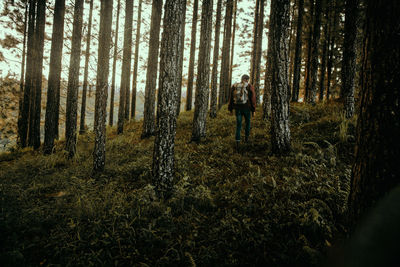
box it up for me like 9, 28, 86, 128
228, 74, 256, 150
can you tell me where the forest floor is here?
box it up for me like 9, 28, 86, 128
0, 102, 356, 266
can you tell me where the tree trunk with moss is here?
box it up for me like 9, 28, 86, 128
191, 0, 213, 142
152, 0, 186, 197
44, 0, 66, 154
93, 0, 113, 172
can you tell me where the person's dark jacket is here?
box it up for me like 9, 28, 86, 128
228, 83, 256, 112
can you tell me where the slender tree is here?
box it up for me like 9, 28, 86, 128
228, 0, 237, 85
307, 0, 323, 104
218, 0, 233, 108
18, 0, 35, 148
209, 0, 222, 118
318, 0, 330, 101
153, 0, 186, 196
348, 0, 400, 223
29, 0, 46, 149
291, 0, 304, 102
80, 0, 94, 132
93, 0, 113, 172
141, 0, 163, 138
186, 0, 199, 111
65, 0, 84, 158
250, 0, 260, 84
131, 0, 143, 120
191, 0, 213, 142
254, 0, 264, 104
303, 0, 314, 101
270, 0, 291, 154
44, 0, 66, 154
117, 0, 134, 134
109, 0, 121, 126
341, 0, 359, 118
326, 0, 338, 100
176, 2, 187, 116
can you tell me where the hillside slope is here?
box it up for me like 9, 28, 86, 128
0, 103, 355, 266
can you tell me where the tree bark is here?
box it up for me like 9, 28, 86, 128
44, 0, 66, 154
65, 0, 84, 158
209, 0, 222, 118
176, 1, 187, 117
307, 0, 322, 104
30, 0, 46, 150
141, 0, 162, 138
131, 0, 143, 120
326, 0, 338, 100
153, 0, 186, 197
228, 0, 237, 86
218, 0, 233, 108
291, 0, 304, 102
80, 0, 94, 132
117, 0, 134, 134
318, 0, 329, 102
93, 0, 113, 173
254, 0, 264, 105
191, 0, 213, 142
109, 0, 120, 126
270, 0, 291, 154
349, 0, 400, 223
250, 0, 260, 85
185, 0, 199, 111
18, 0, 35, 148
303, 0, 314, 101
341, 0, 358, 118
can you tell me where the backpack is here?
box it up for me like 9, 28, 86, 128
233, 82, 249, 105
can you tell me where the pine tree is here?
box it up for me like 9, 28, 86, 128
209, 0, 222, 118
341, 0, 358, 118
191, 0, 213, 142
303, 0, 314, 101
218, 0, 233, 108
176, 2, 187, 116
93, 0, 113, 172
326, 0, 338, 100
117, 0, 134, 134
349, 0, 400, 222
186, 0, 199, 111
65, 0, 84, 158
228, 0, 237, 86
254, 0, 264, 104
109, 0, 121, 126
131, 0, 143, 120
80, 0, 94, 133
291, 0, 304, 102
318, 0, 330, 101
44, 0, 66, 154
141, 0, 163, 138
152, 0, 186, 197
270, 0, 291, 154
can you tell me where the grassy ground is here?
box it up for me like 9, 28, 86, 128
0, 103, 355, 266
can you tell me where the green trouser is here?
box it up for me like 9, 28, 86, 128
235, 109, 251, 141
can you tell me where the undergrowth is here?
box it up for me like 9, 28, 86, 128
0, 103, 356, 266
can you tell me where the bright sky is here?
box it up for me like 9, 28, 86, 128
0, 0, 270, 94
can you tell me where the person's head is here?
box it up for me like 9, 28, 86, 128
241, 74, 250, 83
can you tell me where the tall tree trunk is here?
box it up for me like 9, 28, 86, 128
287, 0, 296, 94
19, 0, 35, 148
65, 0, 84, 158
152, 0, 186, 197
17, 1, 28, 147
270, 0, 291, 154
341, 0, 358, 118
218, 0, 233, 108
117, 0, 134, 134
209, 0, 222, 118
349, 0, 400, 223
30, 0, 46, 149
228, 0, 237, 86
44, 0, 66, 154
191, 0, 213, 142
254, 0, 264, 105
80, 0, 94, 132
262, 0, 275, 121
176, 2, 187, 116
185, 0, 199, 111
307, 0, 322, 104
318, 0, 329, 102
303, 0, 314, 101
131, 0, 143, 119
93, 0, 113, 173
250, 0, 260, 85
291, 0, 304, 102
109, 0, 120, 126
141, 0, 162, 138
326, 0, 338, 100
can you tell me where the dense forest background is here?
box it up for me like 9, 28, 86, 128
0, 0, 399, 266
